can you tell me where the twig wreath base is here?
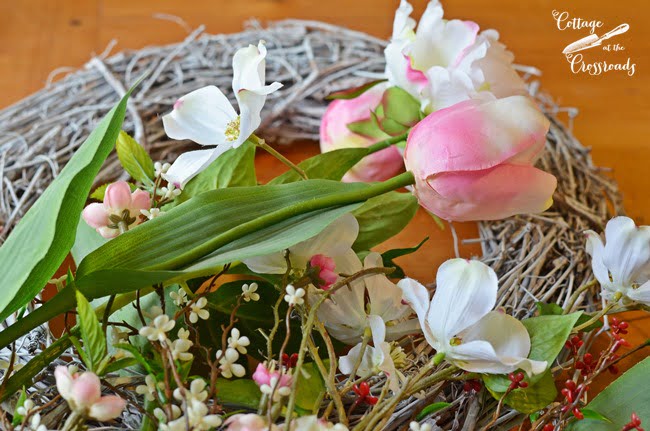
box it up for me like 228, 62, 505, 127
0, 20, 622, 430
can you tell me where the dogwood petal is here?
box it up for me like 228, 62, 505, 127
339, 342, 373, 376
163, 86, 235, 146
602, 217, 650, 285
626, 280, 650, 305
397, 278, 438, 348
455, 311, 546, 376
585, 230, 610, 287
391, 0, 416, 41
365, 253, 411, 323
318, 279, 366, 344
163, 146, 231, 188
428, 259, 497, 344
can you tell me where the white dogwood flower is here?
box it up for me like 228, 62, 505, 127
385, 0, 526, 112
317, 252, 419, 345
339, 315, 402, 391
243, 213, 361, 281
398, 259, 547, 375
585, 216, 650, 306
163, 40, 282, 187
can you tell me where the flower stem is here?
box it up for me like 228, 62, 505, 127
251, 135, 308, 180
564, 279, 598, 313
573, 293, 621, 332
366, 131, 410, 154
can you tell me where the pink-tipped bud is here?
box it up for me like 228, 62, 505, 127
309, 254, 337, 290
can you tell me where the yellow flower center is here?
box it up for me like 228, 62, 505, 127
225, 116, 241, 142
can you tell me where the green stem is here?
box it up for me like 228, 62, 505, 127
367, 131, 409, 154
251, 135, 308, 180
61, 411, 86, 431
564, 279, 598, 313
573, 292, 621, 332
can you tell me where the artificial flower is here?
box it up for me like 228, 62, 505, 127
317, 252, 419, 344
218, 348, 246, 378
189, 296, 210, 323
289, 415, 350, 431
319, 85, 404, 182
385, 0, 527, 112
339, 315, 402, 391
227, 327, 250, 354
284, 284, 306, 306
241, 282, 260, 302
585, 216, 650, 306
163, 41, 282, 187
82, 181, 150, 238
398, 259, 547, 375
54, 366, 126, 421
404, 96, 556, 221
243, 213, 361, 282
309, 254, 338, 289
139, 314, 176, 343
225, 413, 278, 431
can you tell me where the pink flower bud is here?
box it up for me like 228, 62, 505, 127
252, 363, 272, 386
225, 413, 270, 431
54, 366, 126, 421
81, 181, 151, 238
404, 96, 557, 221
320, 87, 404, 182
309, 254, 338, 290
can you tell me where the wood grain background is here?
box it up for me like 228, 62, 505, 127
1, 0, 648, 397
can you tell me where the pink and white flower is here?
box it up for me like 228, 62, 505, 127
385, 0, 527, 112
398, 259, 547, 375
319, 86, 404, 182
55, 366, 126, 421
404, 96, 556, 221
82, 181, 150, 238
225, 413, 277, 431
163, 41, 282, 187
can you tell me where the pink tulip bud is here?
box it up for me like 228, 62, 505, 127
82, 181, 151, 238
404, 96, 557, 221
55, 366, 126, 421
309, 254, 338, 290
320, 87, 404, 182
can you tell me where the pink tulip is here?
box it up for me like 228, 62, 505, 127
82, 181, 151, 238
404, 95, 557, 221
309, 254, 338, 290
320, 87, 404, 182
55, 366, 126, 421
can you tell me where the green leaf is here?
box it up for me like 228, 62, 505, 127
498, 371, 558, 414
347, 117, 389, 140
215, 379, 261, 409
380, 237, 429, 278
115, 130, 155, 184
381, 86, 421, 127
0, 89, 133, 322
75, 290, 107, 371
269, 148, 371, 185
352, 191, 419, 251
569, 357, 650, 431
294, 362, 326, 414
103, 357, 140, 375
113, 343, 156, 375
71, 215, 108, 265
484, 312, 582, 393
11, 388, 27, 426
416, 402, 452, 420
174, 142, 257, 205
325, 79, 386, 100
580, 409, 612, 423
536, 302, 564, 316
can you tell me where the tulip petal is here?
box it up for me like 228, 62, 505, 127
164, 146, 231, 188
88, 395, 127, 421
585, 230, 610, 287
419, 163, 557, 222
405, 96, 549, 177
163, 86, 235, 146
602, 217, 650, 285
428, 259, 497, 343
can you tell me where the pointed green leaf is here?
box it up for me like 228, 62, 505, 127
269, 147, 370, 185
417, 402, 452, 420
294, 362, 326, 414
174, 142, 257, 205
115, 130, 155, 184
352, 191, 419, 251
380, 237, 429, 278
347, 117, 389, 140
11, 388, 27, 425
381, 86, 421, 127
502, 371, 557, 414
75, 290, 107, 371
325, 79, 386, 100
0, 90, 133, 321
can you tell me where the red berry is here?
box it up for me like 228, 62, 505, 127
543, 424, 555, 431
573, 408, 584, 420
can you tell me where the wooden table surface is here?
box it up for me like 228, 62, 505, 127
1, 0, 648, 398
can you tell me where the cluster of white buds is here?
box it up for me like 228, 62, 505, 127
14, 399, 47, 431
171, 328, 194, 361
159, 184, 182, 200
140, 207, 164, 220
156, 379, 222, 431
154, 161, 171, 178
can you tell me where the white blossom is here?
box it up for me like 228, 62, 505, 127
154, 161, 171, 177
140, 207, 164, 220
218, 348, 246, 378
260, 376, 292, 402
160, 184, 182, 200
135, 374, 162, 402
139, 314, 176, 343
410, 422, 434, 431
399, 259, 547, 375
241, 282, 260, 302
284, 284, 305, 306
170, 288, 188, 307
228, 327, 251, 354
171, 328, 194, 361
189, 297, 210, 323
174, 378, 209, 403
